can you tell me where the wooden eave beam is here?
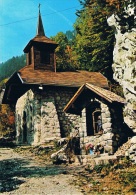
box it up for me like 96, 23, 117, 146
63, 84, 86, 112
86, 83, 113, 103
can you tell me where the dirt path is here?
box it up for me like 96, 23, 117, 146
0, 147, 83, 195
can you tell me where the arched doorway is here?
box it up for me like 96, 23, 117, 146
86, 101, 101, 136
23, 111, 27, 143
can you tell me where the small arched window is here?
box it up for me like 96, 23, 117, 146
92, 109, 102, 134
86, 102, 103, 136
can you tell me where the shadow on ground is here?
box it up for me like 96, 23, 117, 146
0, 157, 76, 193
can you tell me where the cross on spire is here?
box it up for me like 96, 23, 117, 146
38, 3, 41, 13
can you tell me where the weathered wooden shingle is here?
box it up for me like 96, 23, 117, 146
24, 36, 58, 53
19, 65, 109, 88
64, 83, 125, 113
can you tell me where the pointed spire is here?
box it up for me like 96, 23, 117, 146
36, 4, 45, 36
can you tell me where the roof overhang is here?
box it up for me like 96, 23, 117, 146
23, 36, 58, 53
2, 72, 31, 104
63, 83, 125, 114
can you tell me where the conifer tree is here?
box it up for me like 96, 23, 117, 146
74, 0, 124, 79
51, 32, 78, 71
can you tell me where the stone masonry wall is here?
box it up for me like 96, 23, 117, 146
16, 90, 34, 144
16, 87, 81, 145
80, 100, 125, 154
39, 87, 81, 141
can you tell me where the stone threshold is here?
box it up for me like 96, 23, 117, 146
74, 153, 117, 166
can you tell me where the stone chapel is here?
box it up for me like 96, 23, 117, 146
2, 8, 128, 154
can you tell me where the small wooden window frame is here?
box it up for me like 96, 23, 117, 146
92, 109, 102, 135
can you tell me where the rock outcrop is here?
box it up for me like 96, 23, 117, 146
107, 0, 136, 133
114, 136, 136, 163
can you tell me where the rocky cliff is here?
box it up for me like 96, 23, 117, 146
107, 0, 136, 133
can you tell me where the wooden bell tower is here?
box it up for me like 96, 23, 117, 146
23, 4, 58, 72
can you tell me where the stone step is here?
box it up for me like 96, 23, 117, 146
74, 154, 117, 166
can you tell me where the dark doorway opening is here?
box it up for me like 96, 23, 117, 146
23, 111, 27, 143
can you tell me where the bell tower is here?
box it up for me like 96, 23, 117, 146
23, 4, 58, 72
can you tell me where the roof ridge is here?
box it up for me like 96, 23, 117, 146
86, 83, 125, 103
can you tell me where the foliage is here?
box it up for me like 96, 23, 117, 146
0, 104, 15, 138
51, 32, 78, 71
0, 54, 26, 82
0, 79, 15, 139
120, 171, 136, 186
0, 79, 8, 92
65, 30, 76, 42
93, 158, 133, 175
109, 81, 124, 97
77, 158, 136, 194
73, 0, 120, 79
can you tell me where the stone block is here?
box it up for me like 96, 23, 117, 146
103, 123, 112, 129
101, 103, 108, 109
102, 118, 111, 124
107, 140, 113, 146
103, 133, 113, 140
104, 146, 112, 154
80, 137, 84, 142
34, 124, 41, 131
103, 128, 112, 133
99, 136, 104, 142
131, 136, 136, 144
130, 144, 136, 151
88, 137, 95, 142
102, 112, 111, 118
101, 141, 106, 146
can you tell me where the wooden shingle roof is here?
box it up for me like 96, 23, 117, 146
24, 36, 58, 53
2, 69, 109, 104
18, 65, 109, 88
85, 83, 125, 103
64, 83, 125, 113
